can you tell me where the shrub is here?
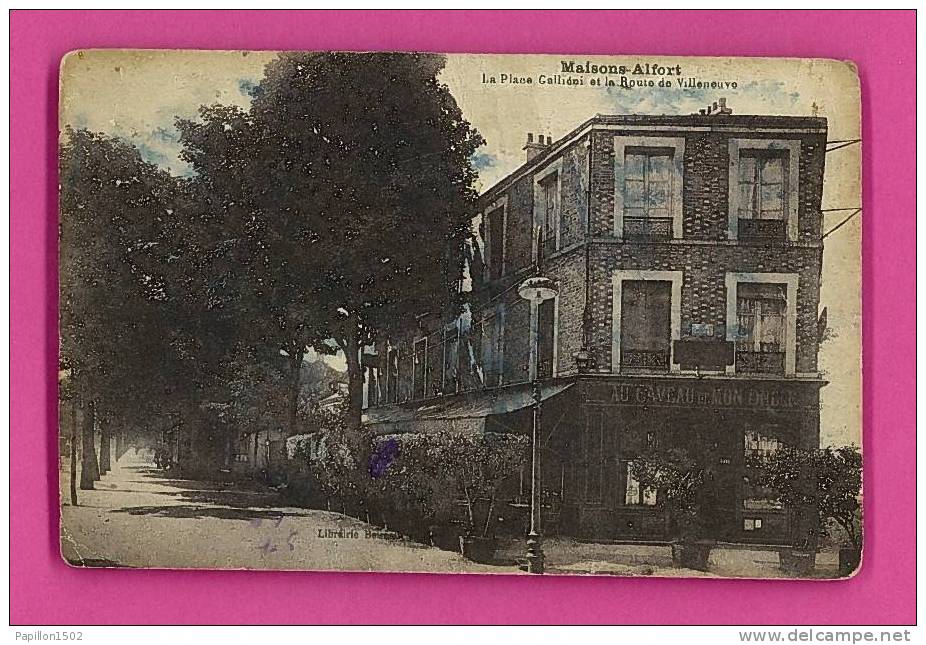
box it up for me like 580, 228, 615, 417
754, 445, 862, 551
299, 406, 360, 512
369, 431, 528, 539
630, 447, 709, 542
445, 432, 528, 538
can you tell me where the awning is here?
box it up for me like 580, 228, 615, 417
363, 378, 575, 435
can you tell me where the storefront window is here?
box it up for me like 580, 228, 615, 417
624, 462, 657, 506
744, 429, 782, 460
744, 428, 784, 511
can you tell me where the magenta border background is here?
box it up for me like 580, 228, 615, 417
11, 10, 915, 625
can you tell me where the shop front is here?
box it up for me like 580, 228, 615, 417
548, 376, 825, 545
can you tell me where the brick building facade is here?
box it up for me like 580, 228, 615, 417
364, 109, 828, 545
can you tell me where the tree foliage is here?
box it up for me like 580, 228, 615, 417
59, 127, 190, 421
630, 447, 709, 541
176, 52, 485, 438
753, 446, 862, 550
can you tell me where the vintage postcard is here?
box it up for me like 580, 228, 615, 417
58, 51, 861, 578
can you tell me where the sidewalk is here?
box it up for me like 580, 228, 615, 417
496, 536, 840, 578
60, 450, 839, 578
59, 450, 515, 574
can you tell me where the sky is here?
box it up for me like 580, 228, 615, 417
60, 51, 861, 446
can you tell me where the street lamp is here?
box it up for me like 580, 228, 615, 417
518, 275, 559, 574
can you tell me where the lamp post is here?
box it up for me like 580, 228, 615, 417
518, 275, 559, 574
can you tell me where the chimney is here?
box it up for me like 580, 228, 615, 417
694, 98, 733, 116
523, 132, 549, 162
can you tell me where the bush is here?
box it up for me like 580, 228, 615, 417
283, 408, 529, 543
369, 431, 528, 540
285, 405, 361, 513
754, 445, 862, 551
630, 447, 709, 542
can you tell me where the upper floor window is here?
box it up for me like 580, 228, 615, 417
623, 147, 675, 239
480, 305, 505, 388
620, 280, 672, 372
426, 334, 442, 397
443, 324, 460, 394
533, 161, 562, 259
735, 282, 787, 375
486, 205, 505, 280
737, 149, 789, 240
728, 139, 800, 242
386, 347, 400, 403
412, 337, 428, 400
540, 172, 558, 256
614, 136, 685, 241
536, 297, 556, 379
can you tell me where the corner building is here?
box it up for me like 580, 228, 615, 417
364, 107, 828, 545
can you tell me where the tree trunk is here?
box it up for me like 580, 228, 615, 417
79, 400, 99, 490
99, 427, 111, 474
288, 347, 305, 437
69, 399, 78, 506
175, 406, 188, 473
343, 320, 370, 476
344, 321, 364, 435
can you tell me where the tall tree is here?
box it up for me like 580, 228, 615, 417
59, 128, 191, 487
177, 52, 484, 440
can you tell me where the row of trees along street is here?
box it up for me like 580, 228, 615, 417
59, 52, 485, 502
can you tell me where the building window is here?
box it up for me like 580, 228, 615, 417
481, 305, 505, 387
443, 324, 460, 394
737, 149, 789, 240
234, 434, 251, 463
744, 429, 782, 461
386, 347, 399, 403
744, 428, 784, 511
614, 136, 684, 240
743, 518, 763, 531
620, 280, 672, 371
736, 282, 787, 374
536, 297, 556, 378
728, 139, 799, 241
412, 338, 428, 400
624, 462, 657, 506
426, 334, 442, 398
623, 147, 674, 239
486, 206, 505, 280
366, 366, 380, 407
463, 315, 484, 391
533, 161, 563, 261
538, 172, 559, 258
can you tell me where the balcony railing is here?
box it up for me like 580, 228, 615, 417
738, 218, 787, 241
736, 350, 785, 375
623, 216, 673, 240
620, 348, 671, 371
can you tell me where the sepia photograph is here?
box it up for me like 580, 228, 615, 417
57, 50, 862, 580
